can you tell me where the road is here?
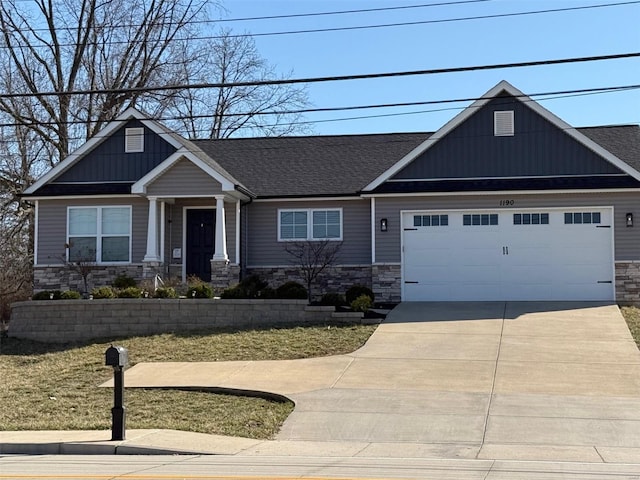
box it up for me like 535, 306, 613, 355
1, 455, 640, 480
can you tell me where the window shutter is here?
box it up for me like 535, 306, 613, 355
125, 127, 144, 153
494, 111, 514, 136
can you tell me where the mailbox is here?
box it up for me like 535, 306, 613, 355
105, 345, 128, 368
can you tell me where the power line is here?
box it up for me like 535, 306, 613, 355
2, 1, 638, 48
1, 52, 638, 99
0, 84, 637, 139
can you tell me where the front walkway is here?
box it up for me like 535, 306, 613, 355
114, 302, 640, 462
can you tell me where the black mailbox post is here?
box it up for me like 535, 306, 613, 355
105, 345, 128, 441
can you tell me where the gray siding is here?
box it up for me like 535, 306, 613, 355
56, 120, 176, 182
146, 158, 223, 197
374, 192, 640, 263
164, 199, 237, 266
36, 197, 148, 264
246, 200, 371, 266
393, 95, 623, 180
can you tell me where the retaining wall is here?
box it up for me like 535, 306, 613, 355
8, 299, 357, 343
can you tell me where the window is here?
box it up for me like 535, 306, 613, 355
463, 214, 498, 226
125, 127, 144, 153
494, 110, 514, 136
513, 213, 549, 225
68, 206, 131, 263
564, 212, 601, 225
279, 209, 342, 241
413, 214, 448, 227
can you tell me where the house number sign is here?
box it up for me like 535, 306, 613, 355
499, 199, 515, 206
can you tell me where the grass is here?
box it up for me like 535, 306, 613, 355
621, 306, 640, 348
0, 323, 376, 438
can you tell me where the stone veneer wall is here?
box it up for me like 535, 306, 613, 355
615, 261, 640, 305
371, 264, 402, 303
9, 299, 348, 343
211, 262, 241, 290
33, 265, 144, 293
246, 266, 372, 300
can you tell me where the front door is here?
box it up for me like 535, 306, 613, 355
186, 209, 215, 281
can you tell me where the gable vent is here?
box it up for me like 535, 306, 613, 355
125, 127, 144, 153
494, 111, 514, 137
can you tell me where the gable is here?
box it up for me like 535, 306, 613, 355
145, 158, 223, 196
55, 120, 177, 183
392, 93, 625, 181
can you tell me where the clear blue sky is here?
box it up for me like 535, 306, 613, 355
219, 0, 640, 135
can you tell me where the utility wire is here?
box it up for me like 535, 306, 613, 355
0, 84, 637, 138
2, 1, 638, 48
1, 52, 638, 99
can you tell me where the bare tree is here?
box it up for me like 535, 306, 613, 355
284, 240, 342, 303
167, 28, 309, 139
0, 0, 310, 308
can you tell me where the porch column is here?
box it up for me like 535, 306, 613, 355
143, 196, 160, 262
212, 194, 228, 262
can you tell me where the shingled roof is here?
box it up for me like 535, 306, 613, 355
190, 125, 639, 198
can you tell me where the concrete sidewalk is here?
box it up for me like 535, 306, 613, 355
2, 302, 640, 464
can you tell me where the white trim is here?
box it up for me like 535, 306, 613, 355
182, 205, 215, 283
33, 200, 39, 266
160, 201, 166, 265
371, 197, 376, 264
385, 174, 629, 182
26, 194, 137, 201
253, 196, 363, 203
277, 207, 344, 242
362, 188, 640, 198
131, 149, 235, 194
235, 199, 241, 265
66, 205, 133, 264
494, 110, 514, 136
24, 107, 184, 195
364, 80, 640, 191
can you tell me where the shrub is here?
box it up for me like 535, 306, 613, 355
258, 286, 277, 299
350, 294, 373, 312
187, 283, 213, 299
32, 290, 62, 300
117, 286, 143, 298
345, 285, 375, 305
319, 292, 347, 306
153, 287, 178, 298
220, 275, 269, 299
112, 274, 137, 289
91, 286, 116, 299
276, 281, 308, 299
60, 290, 81, 300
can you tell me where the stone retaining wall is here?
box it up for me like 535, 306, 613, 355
8, 299, 349, 343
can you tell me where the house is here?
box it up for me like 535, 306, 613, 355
23, 80, 640, 303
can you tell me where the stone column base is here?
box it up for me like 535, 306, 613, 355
142, 261, 163, 279
210, 260, 240, 290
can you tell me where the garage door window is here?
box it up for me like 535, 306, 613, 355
414, 214, 448, 227
513, 213, 549, 225
564, 212, 601, 224
463, 214, 498, 226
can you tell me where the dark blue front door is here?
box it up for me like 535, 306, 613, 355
186, 209, 215, 281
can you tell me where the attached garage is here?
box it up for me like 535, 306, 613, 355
402, 208, 615, 301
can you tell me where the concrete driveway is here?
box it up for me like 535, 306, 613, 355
118, 302, 640, 462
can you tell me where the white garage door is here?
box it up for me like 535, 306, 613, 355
402, 208, 614, 301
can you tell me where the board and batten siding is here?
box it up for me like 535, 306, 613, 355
246, 200, 371, 266
146, 158, 223, 197
163, 198, 237, 265
36, 197, 148, 265
374, 192, 640, 263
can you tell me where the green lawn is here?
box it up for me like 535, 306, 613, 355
0, 324, 376, 438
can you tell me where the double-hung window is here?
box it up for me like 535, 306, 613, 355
68, 206, 131, 263
279, 208, 342, 241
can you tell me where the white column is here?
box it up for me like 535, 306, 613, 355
212, 195, 228, 262
143, 196, 160, 262
235, 199, 241, 265
159, 201, 166, 264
